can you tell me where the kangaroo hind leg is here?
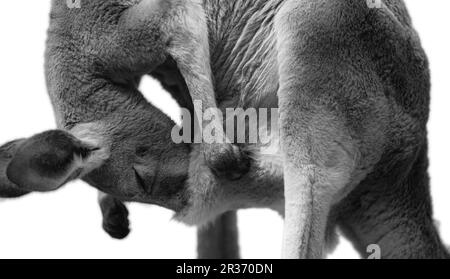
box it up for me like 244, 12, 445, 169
275, 0, 377, 258
338, 143, 450, 259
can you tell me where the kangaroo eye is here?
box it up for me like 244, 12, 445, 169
136, 146, 150, 157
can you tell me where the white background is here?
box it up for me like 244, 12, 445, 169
0, 1, 449, 259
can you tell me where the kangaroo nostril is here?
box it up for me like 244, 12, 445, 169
136, 146, 150, 158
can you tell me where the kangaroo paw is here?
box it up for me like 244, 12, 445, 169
100, 196, 130, 240
204, 144, 250, 180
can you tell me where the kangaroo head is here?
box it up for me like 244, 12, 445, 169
77, 105, 192, 211
2, 102, 191, 211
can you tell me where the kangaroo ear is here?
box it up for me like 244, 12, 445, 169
0, 139, 29, 198
6, 130, 105, 192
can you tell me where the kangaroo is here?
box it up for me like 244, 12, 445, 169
2, 108, 448, 258
2, 0, 449, 258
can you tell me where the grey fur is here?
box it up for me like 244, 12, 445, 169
1, 0, 448, 259
197, 211, 240, 259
